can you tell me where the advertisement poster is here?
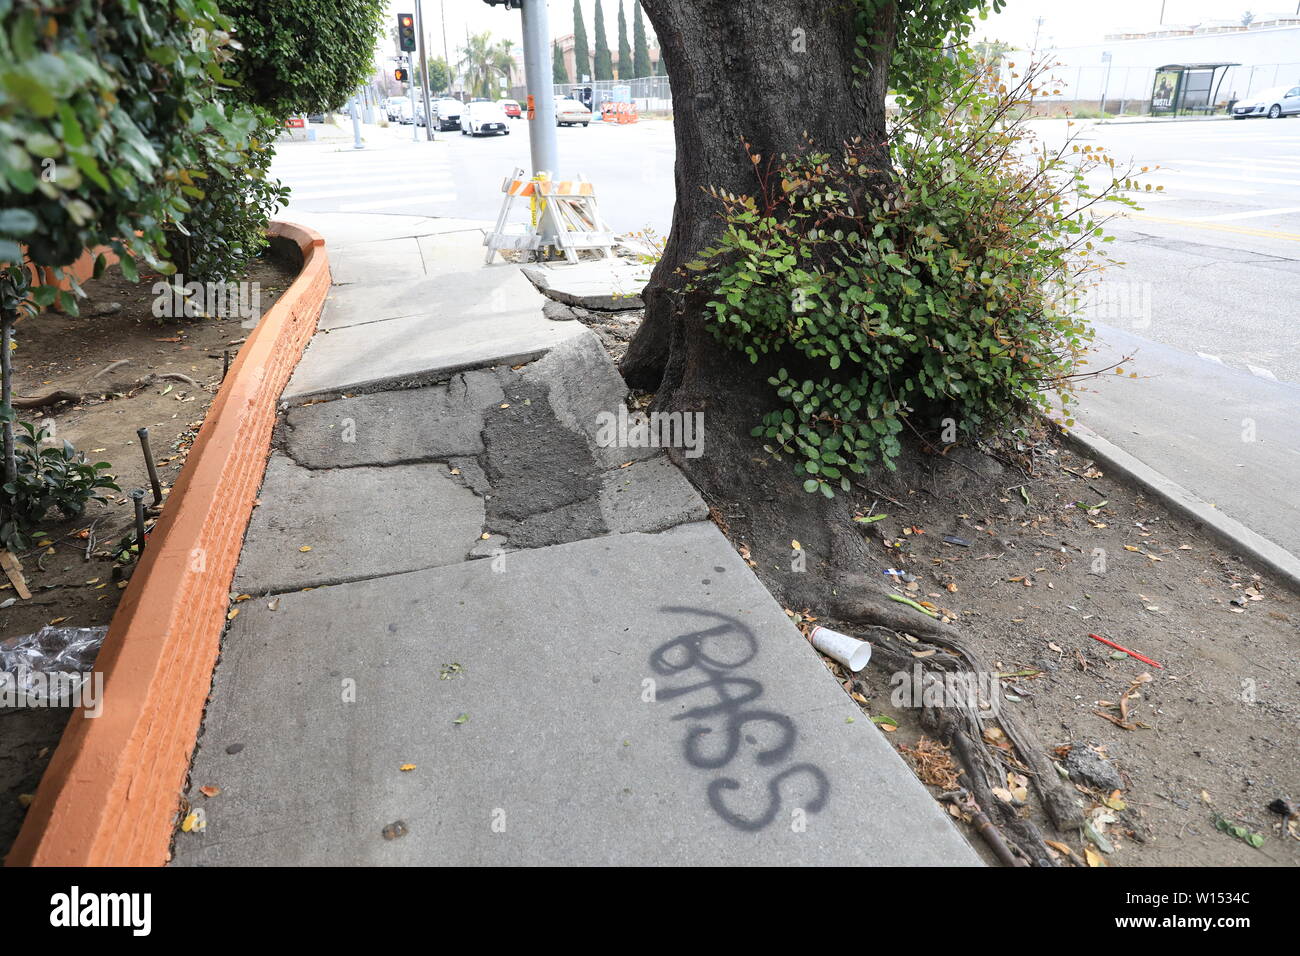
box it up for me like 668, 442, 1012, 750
1151, 68, 1182, 113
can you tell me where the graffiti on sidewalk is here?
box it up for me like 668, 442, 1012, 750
650, 607, 829, 831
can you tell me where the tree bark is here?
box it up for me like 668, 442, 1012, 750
624, 0, 895, 393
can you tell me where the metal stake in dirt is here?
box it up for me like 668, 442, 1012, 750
129, 488, 147, 552
136, 427, 163, 508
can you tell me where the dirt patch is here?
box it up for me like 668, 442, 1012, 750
0, 253, 295, 857
578, 307, 1300, 868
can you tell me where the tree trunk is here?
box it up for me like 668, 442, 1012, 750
624, 0, 895, 394
621, 0, 897, 616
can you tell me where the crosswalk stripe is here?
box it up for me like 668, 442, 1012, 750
337, 193, 457, 211
290, 182, 454, 200
1189, 206, 1300, 222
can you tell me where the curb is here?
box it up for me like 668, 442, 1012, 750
5, 222, 330, 867
1062, 421, 1300, 594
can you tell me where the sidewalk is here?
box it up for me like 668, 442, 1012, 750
170, 214, 979, 866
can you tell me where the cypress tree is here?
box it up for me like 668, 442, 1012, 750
572, 0, 590, 82
593, 0, 613, 81
552, 41, 570, 85
617, 1, 631, 80
632, 1, 651, 79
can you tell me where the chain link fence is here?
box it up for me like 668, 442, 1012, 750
552, 75, 673, 116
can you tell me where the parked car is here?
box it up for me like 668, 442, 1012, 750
1232, 85, 1300, 119
432, 97, 463, 131
384, 97, 407, 121
499, 99, 521, 118
462, 100, 510, 136
392, 99, 414, 124
555, 97, 592, 127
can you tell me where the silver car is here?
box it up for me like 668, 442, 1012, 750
1232, 85, 1300, 119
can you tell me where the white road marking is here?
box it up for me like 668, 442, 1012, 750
1189, 206, 1300, 222
1163, 160, 1300, 186
337, 193, 458, 210
289, 181, 454, 200
1197, 352, 1225, 365
1247, 364, 1278, 381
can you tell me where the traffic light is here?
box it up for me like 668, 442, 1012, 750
394, 67, 409, 83
397, 13, 416, 52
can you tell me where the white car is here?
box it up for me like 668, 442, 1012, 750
462, 100, 510, 136
391, 99, 414, 124
384, 97, 407, 121
1232, 85, 1300, 119
555, 98, 592, 127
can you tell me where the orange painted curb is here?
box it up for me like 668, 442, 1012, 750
5, 222, 330, 867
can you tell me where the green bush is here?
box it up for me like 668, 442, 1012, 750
689, 58, 1141, 496
1, 421, 118, 552
168, 110, 289, 281
219, 0, 387, 118
0, 0, 264, 294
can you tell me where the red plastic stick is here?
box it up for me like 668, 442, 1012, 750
1088, 633, 1164, 670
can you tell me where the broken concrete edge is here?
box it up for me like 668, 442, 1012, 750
1062, 421, 1300, 594
520, 262, 647, 311
280, 347, 556, 405
4, 221, 330, 868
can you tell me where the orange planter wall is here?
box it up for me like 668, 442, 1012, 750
5, 221, 329, 867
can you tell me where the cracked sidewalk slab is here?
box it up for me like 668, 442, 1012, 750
521, 259, 652, 310
284, 369, 507, 468
173, 522, 979, 867
232, 454, 484, 595
283, 283, 586, 401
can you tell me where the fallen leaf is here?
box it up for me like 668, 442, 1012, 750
1045, 840, 1075, 858
198, 785, 221, 798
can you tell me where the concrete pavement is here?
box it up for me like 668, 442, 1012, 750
172, 215, 980, 866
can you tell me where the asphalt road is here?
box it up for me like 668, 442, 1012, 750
271, 113, 1300, 558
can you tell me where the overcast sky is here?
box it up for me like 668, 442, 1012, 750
384, 1, 1296, 63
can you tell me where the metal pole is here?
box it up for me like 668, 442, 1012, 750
410, 55, 419, 142
521, 0, 559, 179
415, 0, 435, 141
440, 0, 452, 91
349, 94, 364, 149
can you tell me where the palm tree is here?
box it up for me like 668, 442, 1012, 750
459, 32, 515, 99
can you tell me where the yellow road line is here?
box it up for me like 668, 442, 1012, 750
1119, 210, 1300, 242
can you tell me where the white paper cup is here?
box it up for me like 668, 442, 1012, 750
810, 626, 873, 672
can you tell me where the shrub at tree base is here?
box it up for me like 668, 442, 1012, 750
690, 61, 1142, 497
2, 422, 118, 553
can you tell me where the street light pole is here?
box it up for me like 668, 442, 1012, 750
520, 0, 558, 179
415, 1, 435, 140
